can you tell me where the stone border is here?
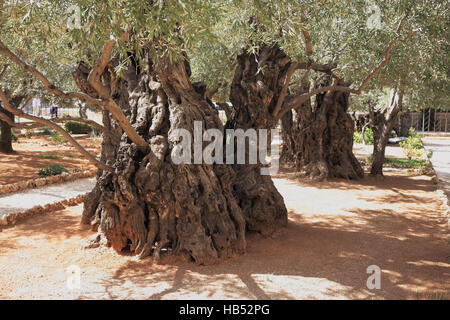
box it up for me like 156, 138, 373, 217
0, 169, 96, 196
0, 193, 87, 227
434, 179, 450, 236
422, 138, 450, 234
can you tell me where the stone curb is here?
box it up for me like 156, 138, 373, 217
434, 178, 450, 234
0, 193, 87, 227
0, 170, 96, 196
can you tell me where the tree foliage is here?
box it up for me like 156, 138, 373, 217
2, 0, 447, 107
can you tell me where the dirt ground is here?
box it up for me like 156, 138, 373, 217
0, 169, 448, 299
0, 136, 101, 185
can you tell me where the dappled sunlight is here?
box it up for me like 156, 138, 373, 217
406, 260, 450, 268
0, 172, 448, 299
250, 274, 367, 300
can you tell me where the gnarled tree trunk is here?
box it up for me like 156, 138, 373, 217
370, 84, 404, 176
280, 79, 311, 166
0, 96, 23, 153
0, 108, 13, 153
280, 108, 295, 164
80, 49, 287, 264
292, 80, 364, 180
226, 44, 291, 236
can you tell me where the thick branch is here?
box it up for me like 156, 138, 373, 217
0, 110, 38, 129
0, 91, 117, 141
302, 28, 313, 56
87, 40, 149, 149
385, 81, 404, 122
272, 61, 299, 117
0, 89, 113, 172
0, 113, 118, 143
296, 61, 335, 74
87, 39, 116, 100
217, 102, 232, 120
278, 33, 409, 120
0, 39, 148, 149
0, 64, 7, 78
0, 40, 104, 107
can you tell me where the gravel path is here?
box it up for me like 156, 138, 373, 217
0, 178, 96, 217
422, 137, 450, 196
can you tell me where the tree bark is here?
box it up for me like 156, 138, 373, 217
289, 79, 364, 180
280, 109, 295, 164
226, 44, 290, 235
280, 78, 311, 166
80, 49, 287, 264
370, 85, 404, 176
0, 108, 13, 153
0, 96, 23, 153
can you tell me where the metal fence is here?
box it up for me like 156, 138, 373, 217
17, 99, 450, 133
400, 110, 449, 133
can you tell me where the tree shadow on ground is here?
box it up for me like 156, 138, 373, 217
81, 190, 449, 299
0, 205, 90, 246
2, 173, 448, 300
273, 167, 437, 193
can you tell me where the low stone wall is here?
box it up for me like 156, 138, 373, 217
433, 174, 450, 238
0, 169, 96, 196
0, 193, 87, 226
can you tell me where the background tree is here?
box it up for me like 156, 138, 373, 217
190, 0, 420, 180
2, 0, 447, 263
346, 1, 449, 176
0, 3, 83, 153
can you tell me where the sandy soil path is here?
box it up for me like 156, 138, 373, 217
0, 178, 95, 217
0, 172, 448, 300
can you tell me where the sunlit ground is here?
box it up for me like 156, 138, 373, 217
0, 168, 448, 299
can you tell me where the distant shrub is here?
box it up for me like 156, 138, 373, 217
354, 127, 374, 144
353, 131, 363, 143
400, 127, 410, 137
365, 154, 374, 165
25, 129, 34, 138
64, 121, 93, 134
39, 127, 53, 135
384, 157, 431, 169
11, 129, 18, 141
407, 127, 420, 138
400, 128, 423, 159
363, 127, 374, 145
39, 154, 63, 159
48, 132, 67, 144
390, 130, 397, 138
37, 164, 69, 177
407, 127, 421, 139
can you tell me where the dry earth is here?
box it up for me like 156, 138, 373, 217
0, 170, 448, 299
0, 136, 100, 185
